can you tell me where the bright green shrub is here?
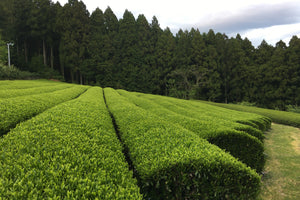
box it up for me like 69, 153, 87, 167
0, 64, 38, 80
191, 100, 272, 131
118, 89, 265, 172
204, 101, 300, 128
0, 85, 88, 135
0, 79, 62, 89
0, 84, 72, 98
0, 87, 142, 199
104, 88, 261, 200
141, 93, 271, 133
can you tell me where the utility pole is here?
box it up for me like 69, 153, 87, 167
7, 42, 13, 67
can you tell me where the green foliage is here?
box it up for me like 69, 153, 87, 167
118, 89, 269, 172
0, 83, 71, 98
0, 64, 39, 80
204, 101, 300, 128
237, 101, 257, 106
286, 105, 300, 113
57, 0, 90, 83
2, 0, 300, 110
0, 79, 62, 89
0, 35, 7, 64
0, 87, 142, 199
104, 88, 261, 199
37, 67, 65, 81
0, 81, 88, 135
28, 55, 44, 72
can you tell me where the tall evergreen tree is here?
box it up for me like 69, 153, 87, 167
102, 6, 119, 87
155, 27, 175, 94
87, 8, 107, 85
287, 36, 300, 105
57, 0, 90, 83
12, 0, 33, 66
135, 14, 153, 92
115, 9, 138, 90
29, 0, 52, 67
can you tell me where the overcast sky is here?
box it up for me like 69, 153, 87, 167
55, 0, 300, 47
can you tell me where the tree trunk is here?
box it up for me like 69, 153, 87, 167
50, 46, 54, 69
70, 70, 74, 83
43, 39, 47, 66
224, 83, 228, 104
80, 72, 83, 85
24, 40, 28, 63
60, 63, 64, 78
17, 41, 19, 56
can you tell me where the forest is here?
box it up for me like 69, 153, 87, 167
0, 0, 300, 110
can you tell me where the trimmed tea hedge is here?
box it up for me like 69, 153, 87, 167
0, 79, 60, 89
0, 85, 88, 135
0, 84, 72, 98
139, 93, 270, 134
203, 101, 300, 128
105, 88, 261, 200
118, 89, 265, 172
0, 87, 142, 199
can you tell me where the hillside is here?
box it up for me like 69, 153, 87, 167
0, 80, 272, 199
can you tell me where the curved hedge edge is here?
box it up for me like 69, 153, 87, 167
105, 88, 261, 200
138, 92, 267, 141
117, 89, 265, 172
142, 155, 261, 200
203, 101, 298, 128
179, 98, 272, 132
234, 125, 265, 141
207, 130, 265, 173
117, 90, 265, 172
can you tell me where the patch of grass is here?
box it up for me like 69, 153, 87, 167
260, 123, 300, 200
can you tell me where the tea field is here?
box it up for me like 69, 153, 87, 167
0, 80, 274, 199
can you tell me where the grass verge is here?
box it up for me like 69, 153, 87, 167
260, 123, 300, 200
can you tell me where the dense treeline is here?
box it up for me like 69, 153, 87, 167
1, 0, 300, 109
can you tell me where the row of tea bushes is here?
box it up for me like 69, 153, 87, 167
138, 93, 270, 139
0, 84, 73, 99
0, 87, 142, 199
117, 90, 266, 172
204, 101, 300, 128
0, 85, 88, 135
189, 100, 271, 131
0, 79, 61, 89
104, 88, 261, 200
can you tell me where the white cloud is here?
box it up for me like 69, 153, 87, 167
55, 0, 300, 46
241, 23, 300, 47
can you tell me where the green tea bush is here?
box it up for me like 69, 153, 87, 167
0, 83, 72, 98
118, 89, 265, 172
0, 79, 62, 89
0, 87, 142, 199
204, 101, 300, 128
0, 85, 88, 135
105, 88, 261, 200
146, 94, 271, 132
